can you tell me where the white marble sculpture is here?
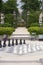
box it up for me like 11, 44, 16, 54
1, 13, 4, 24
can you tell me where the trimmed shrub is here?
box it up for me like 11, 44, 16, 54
0, 23, 12, 27
30, 23, 39, 27
28, 27, 43, 35
0, 27, 14, 35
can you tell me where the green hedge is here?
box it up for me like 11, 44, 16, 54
30, 23, 40, 27
0, 23, 12, 27
28, 27, 43, 35
0, 27, 14, 35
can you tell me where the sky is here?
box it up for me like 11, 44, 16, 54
3, 0, 23, 13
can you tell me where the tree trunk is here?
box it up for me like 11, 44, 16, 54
0, 13, 1, 22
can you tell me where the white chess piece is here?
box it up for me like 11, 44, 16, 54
32, 44, 36, 52
13, 45, 18, 54
23, 44, 28, 54
39, 41, 43, 50
18, 45, 23, 55
36, 43, 40, 51
28, 44, 32, 53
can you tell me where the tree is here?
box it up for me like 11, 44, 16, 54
3, 0, 19, 27
4, 14, 15, 26
3, 0, 18, 14
0, 0, 3, 22
27, 11, 40, 27
21, 0, 41, 12
21, 0, 41, 27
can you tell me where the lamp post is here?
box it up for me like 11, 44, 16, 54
26, 11, 30, 27
39, 12, 42, 27
13, 11, 17, 28
42, 0, 43, 10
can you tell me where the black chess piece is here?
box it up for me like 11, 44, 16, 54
0, 40, 2, 48
12, 39, 14, 46
23, 40, 26, 44
20, 39, 22, 45
16, 39, 18, 45
3, 35, 8, 47
3, 40, 6, 47
8, 39, 11, 47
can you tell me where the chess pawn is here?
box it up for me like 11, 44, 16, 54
0, 40, 2, 48
3, 40, 6, 47
23, 40, 26, 44
20, 39, 22, 45
16, 39, 18, 45
12, 39, 14, 46
8, 39, 11, 47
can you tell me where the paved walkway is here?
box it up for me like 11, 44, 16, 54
12, 27, 30, 34
10, 27, 30, 39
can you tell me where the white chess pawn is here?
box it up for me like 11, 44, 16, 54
27, 44, 32, 53
13, 45, 18, 54
39, 41, 43, 50
32, 44, 36, 52
23, 44, 28, 54
18, 45, 23, 55
36, 43, 40, 51
31, 41, 36, 52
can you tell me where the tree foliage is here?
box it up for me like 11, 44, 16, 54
0, 0, 4, 22
21, 0, 41, 11
21, 0, 41, 27
3, 0, 18, 14
27, 11, 40, 27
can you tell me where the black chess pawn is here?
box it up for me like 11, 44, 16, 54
23, 40, 26, 44
8, 39, 11, 47
20, 39, 22, 45
0, 40, 2, 48
12, 39, 14, 46
16, 39, 18, 45
3, 40, 6, 47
